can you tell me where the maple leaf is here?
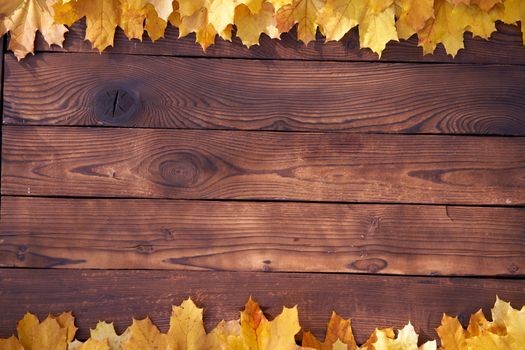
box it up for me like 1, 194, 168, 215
178, 7, 218, 50
395, 0, 434, 39
90, 321, 131, 350
318, 0, 398, 55
238, 297, 300, 350
1, 0, 68, 60
360, 323, 436, 350
0, 336, 24, 350
69, 339, 111, 350
234, 2, 279, 46
417, 0, 467, 56
436, 315, 467, 350
499, 0, 525, 43
302, 311, 357, 350
491, 297, 525, 348
207, 320, 243, 350
122, 318, 168, 350
32, 316, 68, 350
51, 311, 78, 343
16, 313, 39, 350
276, 0, 325, 44
167, 298, 207, 350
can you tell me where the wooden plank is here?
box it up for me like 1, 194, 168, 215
0, 269, 524, 344
4, 55, 525, 135
33, 20, 525, 65
1, 196, 524, 276
2, 126, 525, 205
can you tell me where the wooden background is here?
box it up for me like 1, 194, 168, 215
1, 22, 525, 345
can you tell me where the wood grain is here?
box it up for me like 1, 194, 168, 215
0, 269, 524, 344
33, 20, 525, 65
4, 54, 525, 135
2, 126, 525, 205
1, 196, 524, 276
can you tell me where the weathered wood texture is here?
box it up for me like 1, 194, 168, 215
1, 196, 524, 276
1, 269, 524, 344
34, 20, 525, 65
4, 54, 525, 135
3, 126, 525, 205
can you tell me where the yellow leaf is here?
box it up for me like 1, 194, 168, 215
276, 0, 325, 44
465, 309, 505, 338
316, 0, 360, 41
207, 320, 243, 350
461, 3, 496, 39
0, 336, 24, 350
144, 3, 167, 41
208, 0, 236, 34
359, 2, 397, 56
302, 311, 357, 350
361, 322, 429, 350
120, 0, 148, 40
32, 317, 68, 350
71, 339, 111, 350
500, 0, 525, 43
235, 2, 279, 46
51, 312, 78, 343
90, 321, 131, 350
178, 0, 207, 17
167, 298, 207, 350
436, 314, 467, 350
417, 0, 466, 56
17, 312, 39, 350
239, 297, 300, 350
491, 297, 525, 348
395, 0, 434, 39
122, 318, 168, 350
465, 332, 513, 350
142, 0, 173, 20
178, 7, 217, 50
2, 0, 68, 60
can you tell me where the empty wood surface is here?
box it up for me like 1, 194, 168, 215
3, 126, 525, 205
1, 269, 524, 344
1, 196, 524, 276
4, 54, 525, 135
34, 21, 525, 65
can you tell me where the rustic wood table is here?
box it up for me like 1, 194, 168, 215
1, 22, 525, 345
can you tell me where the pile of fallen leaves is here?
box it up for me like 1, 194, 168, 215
1, 0, 525, 60
0, 297, 523, 350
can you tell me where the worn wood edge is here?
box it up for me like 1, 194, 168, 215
0, 268, 524, 344
1, 196, 524, 277
2, 126, 525, 205
31, 20, 525, 65
4, 54, 525, 135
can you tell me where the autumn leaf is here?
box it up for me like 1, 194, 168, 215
51, 311, 78, 343
360, 323, 436, 350
89, 322, 131, 350
395, 0, 434, 39
302, 311, 357, 350
276, 0, 325, 44
33, 317, 68, 350
122, 318, 168, 350
1, 0, 68, 59
166, 298, 207, 350
0, 336, 24, 350
69, 339, 111, 350
234, 2, 279, 46
238, 297, 300, 350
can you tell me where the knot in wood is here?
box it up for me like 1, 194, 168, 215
94, 87, 138, 124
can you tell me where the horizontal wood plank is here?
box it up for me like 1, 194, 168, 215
33, 20, 525, 65
4, 54, 525, 135
3, 127, 525, 205
0, 269, 524, 344
1, 196, 524, 276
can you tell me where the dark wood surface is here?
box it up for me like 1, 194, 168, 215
1, 269, 524, 344
2, 20, 525, 346
2, 196, 524, 276
3, 126, 525, 205
34, 21, 525, 65
4, 54, 525, 134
